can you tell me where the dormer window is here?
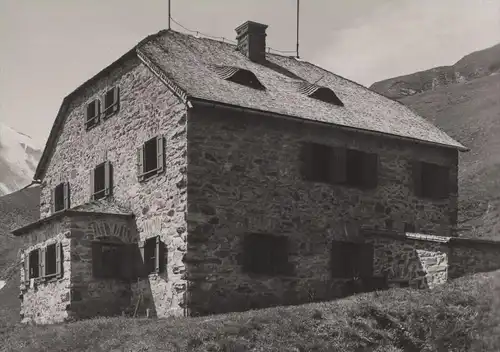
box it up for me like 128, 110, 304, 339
209, 65, 265, 90
85, 100, 101, 131
297, 82, 344, 106
102, 87, 120, 118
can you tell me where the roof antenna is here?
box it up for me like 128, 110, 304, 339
296, 0, 300, 58
168, 0, 171, 30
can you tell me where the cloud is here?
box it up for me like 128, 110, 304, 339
313, 0, 500, 85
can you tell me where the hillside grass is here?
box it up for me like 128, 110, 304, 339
1, 271, 500, 352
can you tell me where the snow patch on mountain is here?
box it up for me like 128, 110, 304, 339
0, 122, 43, 196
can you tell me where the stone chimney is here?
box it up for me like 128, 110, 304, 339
235, 21, 268, 62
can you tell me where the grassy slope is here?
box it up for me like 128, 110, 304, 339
0, 187, 39, 327
1, 270, 499, 352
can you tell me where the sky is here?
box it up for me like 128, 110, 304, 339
0, 0, 499, 146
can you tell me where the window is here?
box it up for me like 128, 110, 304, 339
43, 242, 63, 279
140, 236, 165, 275
242, 233, 292, 276
85, 99, 100, 131
404, 223, 416, 233
92, 241, 123, 279
90, 161, 112, 200
297, 82, 344, 107
102, 86, 120, 118
28, 249, 40, 279
52, 182, 70, 213
331, 241, 374, 278
137, 136, 165, 181
413, 161, 450, 200
300, 143, 378, 189
209, 65, 265, 90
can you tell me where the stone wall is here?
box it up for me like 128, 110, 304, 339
19, 217, 71, 324
448, 238, 500, 279
184, 105, 459, 316
66, 214, 137, 320
37, 57, 189, 318
365, 231, 449, 289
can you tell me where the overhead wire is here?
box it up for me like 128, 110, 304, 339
169, 16, 298, 56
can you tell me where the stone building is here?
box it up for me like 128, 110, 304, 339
13, 20, 473, 325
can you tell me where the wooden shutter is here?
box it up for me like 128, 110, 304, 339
136, 240, 146, 277
330, 242, 344, 278
330, 147, 347, 184
299, 143, 314, 180
40, 247, 46, 280
154, 236, 161, 273
89, 168, 95, 200
112, 86, 120, 113
438, 166, 450, 199
95, 99, 101, 120
274, 236, 290, 275
137, 145, 145, 181
24, 254, 30, 284
412, 161, 423, 197
362, 153, 379, 189
156, 136, 164, 174
104, 161, 112, 196
51, 187, 56, 214
56, 242, 63, 278
120, 244, 135, 280
358, 244, 374, 278
63, 182, 70, 210
92, 242, 103, 278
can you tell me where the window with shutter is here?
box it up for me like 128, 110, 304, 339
330, 241, 374, 278
63, 182, 70, 210
300, 142, 378, 190
143, 236, 161, 275
102, 86, 120, 118
53, 183, 65, 212
28, 249, 40, 279
44, 243, 57, 279
242, 233, 291, 276
414, 161, 450, 200
92, 241, 123, 279
91, 161, 112, 200
138, 136, 165, 181
85, 100, 100, 130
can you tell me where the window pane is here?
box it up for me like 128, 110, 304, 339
54, 184, 65, 212
94, 163, 106, 198
144, 138, 158, 173
45, 244, 57, 276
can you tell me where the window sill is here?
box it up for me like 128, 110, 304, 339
102, 106, 119, 120
304, 178, 376, 191
85, 118, 100, 131
138, 168, 164, 183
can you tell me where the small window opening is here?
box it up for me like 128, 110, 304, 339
242, 233, 291, 276
29, 250, 39, 279
45, 243, 57, 277
54, 183, 65, 212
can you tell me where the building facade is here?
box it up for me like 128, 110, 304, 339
14, 20, 469, 324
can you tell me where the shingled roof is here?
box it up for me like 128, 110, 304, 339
137, 30, 466, 150
34, 24, 467, 179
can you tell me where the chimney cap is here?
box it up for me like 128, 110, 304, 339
235, 21, 268, 36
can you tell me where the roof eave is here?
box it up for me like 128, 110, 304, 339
188, 97, 468, 152
12, 210, 135, 237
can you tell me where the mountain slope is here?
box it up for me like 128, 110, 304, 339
371, 43, 500, 100
370, 43, 500, 238
0, 122, 42, 196
0, 186, 40, 326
